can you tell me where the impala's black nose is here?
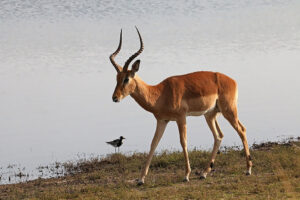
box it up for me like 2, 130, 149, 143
112, 96, 119, 102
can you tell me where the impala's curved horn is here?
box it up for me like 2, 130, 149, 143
109, 29, 122, 73
123, 27, 144, 72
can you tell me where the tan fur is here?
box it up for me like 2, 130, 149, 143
110, 29, 252, 185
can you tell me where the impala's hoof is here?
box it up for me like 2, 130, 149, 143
183, 177, 189, 182
200, 172, 207, 180
137, 180, 144, 186
246, 168, 252, 176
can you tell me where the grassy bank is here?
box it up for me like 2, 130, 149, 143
0, 139, 299, 200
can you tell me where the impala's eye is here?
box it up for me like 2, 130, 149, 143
123, 78, 129, 84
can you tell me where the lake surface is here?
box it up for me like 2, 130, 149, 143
1, 0, 300, 184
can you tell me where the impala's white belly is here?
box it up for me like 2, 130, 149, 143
187, 111, 208, 116
186, 110, 207, 116
184, 94, 218, 117
187, 106, 216, 117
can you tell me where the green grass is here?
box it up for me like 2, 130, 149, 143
0, 140, 299, 200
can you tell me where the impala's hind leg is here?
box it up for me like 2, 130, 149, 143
223, 111, 252, 175
201, 110, 223, 179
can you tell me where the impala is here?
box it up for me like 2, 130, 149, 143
110, 27, 252, 185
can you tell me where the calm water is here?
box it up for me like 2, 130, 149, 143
0, 0, 300, 184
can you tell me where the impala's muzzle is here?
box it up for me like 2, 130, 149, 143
112, 96, 119, 103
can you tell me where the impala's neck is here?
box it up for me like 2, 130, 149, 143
130, 75, 163, 113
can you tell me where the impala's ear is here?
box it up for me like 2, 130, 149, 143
131, 60, 140, 76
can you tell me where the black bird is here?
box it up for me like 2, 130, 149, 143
106, 136, 125, 153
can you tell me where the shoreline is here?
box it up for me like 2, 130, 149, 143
1, 136, 299, 186
0, 137, 299, 199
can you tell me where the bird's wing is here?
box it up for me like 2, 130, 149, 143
106, 139, 119, 146
112, 139, 119, 143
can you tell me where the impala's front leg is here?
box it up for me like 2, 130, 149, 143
176, 117, 191, 182
138, 119, 168, 185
